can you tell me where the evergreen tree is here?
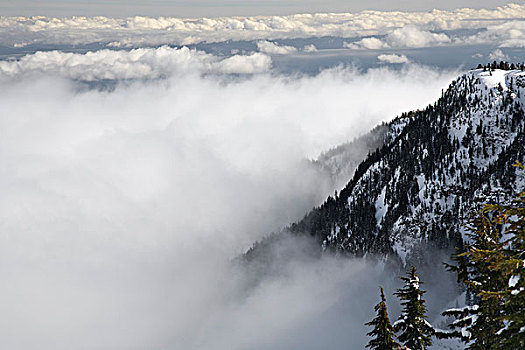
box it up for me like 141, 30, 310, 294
439, 205, 506, 349
393, 267, 434, 350
496, 194, 525, 349
471, 162, 525, 349
440, 161, 525, 349
365, 288, 400, 350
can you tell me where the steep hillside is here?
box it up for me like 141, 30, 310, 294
246, 68, 525, 267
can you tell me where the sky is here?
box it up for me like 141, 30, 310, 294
0, 0, 521, 17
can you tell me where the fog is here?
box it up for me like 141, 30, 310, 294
0, 57, 459, 349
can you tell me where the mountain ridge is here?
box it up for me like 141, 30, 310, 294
244, 66, 525, 267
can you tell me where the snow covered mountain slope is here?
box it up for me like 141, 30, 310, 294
247, 68, 525, 267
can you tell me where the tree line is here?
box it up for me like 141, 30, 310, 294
476, 61, 525, 72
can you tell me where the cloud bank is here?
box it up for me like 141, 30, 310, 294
1, 4, 524, 48
0, 59, 459, 349
463, 20, 525, 48
0, 46, 272, 80
348, 26, 452, 50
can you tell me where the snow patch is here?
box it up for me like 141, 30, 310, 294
375, 186, 388, 226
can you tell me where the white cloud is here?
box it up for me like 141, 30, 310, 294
303, 44, 318, 52
0, 46, 272, 80
348, 26, 451, 50
377, 53, 409, 64
463, 20, 525, 48
0, 4, 524, 47
345, 37, 388, 50
488, 48, 508, 61
216, 52, 272, 73
256, 40, 297, 55
385, 26, 451, 48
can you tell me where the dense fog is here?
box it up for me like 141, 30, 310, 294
0, 54, 459, 349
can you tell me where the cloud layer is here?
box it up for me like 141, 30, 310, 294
0, 46, 272, 80
1, 4, 524, 48
462, 20, 525, 48
0, 58, 460, 349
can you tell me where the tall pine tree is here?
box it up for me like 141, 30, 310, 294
365, 287, 400, 350
439, 161, 525, 349
467, 162, 524, 349
394, 266, 434, 350
438, 208, 506, 349
496, 191, 525, 349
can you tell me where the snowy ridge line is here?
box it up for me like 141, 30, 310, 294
287, 67, 525, 266
1, 4, 524, 47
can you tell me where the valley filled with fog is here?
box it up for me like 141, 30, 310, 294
0, 49, 461, 349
